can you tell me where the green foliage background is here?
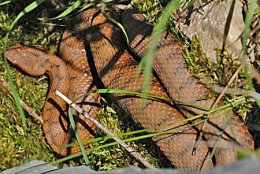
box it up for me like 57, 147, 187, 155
0, 0, 171, 171
0, 0, 259, 172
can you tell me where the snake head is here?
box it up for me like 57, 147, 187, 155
6, 45, 55, 76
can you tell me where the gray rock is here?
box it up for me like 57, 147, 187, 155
1, 160, 58, 174
1, 157, 260, 174
179, 1, 244, 60
199, 157, 260, 174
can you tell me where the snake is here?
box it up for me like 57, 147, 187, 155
5, 7, 254, 171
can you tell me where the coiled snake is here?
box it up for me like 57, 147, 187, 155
6, 7, 254, 171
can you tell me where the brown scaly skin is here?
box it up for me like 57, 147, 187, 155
6, 45, 76, 155
6, 45, 99, 155
121, 9, 255, 165
6, 7, 254, 171
82, 8, 214, 170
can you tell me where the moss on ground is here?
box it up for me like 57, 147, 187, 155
1, 0, 259, 172
0, 0, 170, 171
183, 35, 254, 120
0, 1, 55, 171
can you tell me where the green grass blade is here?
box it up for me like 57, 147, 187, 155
3, 0, 45, 131
75, 88, 245, 113
51, 98, 244, 164
138, 0, 181, 94
206, 109, 232, 168
0, 0, 12, 6
39, 0, 95, 21
92, 88, 215, 111
241, 0, 259, 106
100, 5, 129, 44
68, 107, 90, 165
5, 0, 45, 37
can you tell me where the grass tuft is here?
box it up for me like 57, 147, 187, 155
1, 0, 259, 172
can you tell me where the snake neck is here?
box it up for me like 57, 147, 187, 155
6, 45, 72, 155
38, 54, 72, 155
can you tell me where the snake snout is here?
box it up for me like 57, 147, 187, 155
6, 45, 54, 76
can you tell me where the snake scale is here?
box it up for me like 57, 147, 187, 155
6, 7, 254, 171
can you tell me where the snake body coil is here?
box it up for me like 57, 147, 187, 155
6, 7, 254, 171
